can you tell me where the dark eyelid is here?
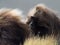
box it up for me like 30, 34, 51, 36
31, 16, 35, 19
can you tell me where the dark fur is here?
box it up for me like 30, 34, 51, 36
0, 9, 30, 45
27, 5, 60, 37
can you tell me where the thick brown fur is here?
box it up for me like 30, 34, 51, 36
0, 8, 30, 45
26, 4, 60, 37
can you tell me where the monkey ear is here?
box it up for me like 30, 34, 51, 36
36, 6, 44, 15
36, 6, 40, 11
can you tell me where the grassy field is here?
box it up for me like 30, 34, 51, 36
24, 36, 58, 45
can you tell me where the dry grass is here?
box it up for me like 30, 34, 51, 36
24, 36, 58, 45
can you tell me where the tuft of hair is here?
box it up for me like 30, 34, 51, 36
24, 35, 58, 45
27, 4, 58, 18
0, 8, 31, 45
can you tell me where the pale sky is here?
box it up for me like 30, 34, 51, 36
0, 0, 60, 15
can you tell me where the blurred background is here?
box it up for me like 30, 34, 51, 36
0, 0, 60, 15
